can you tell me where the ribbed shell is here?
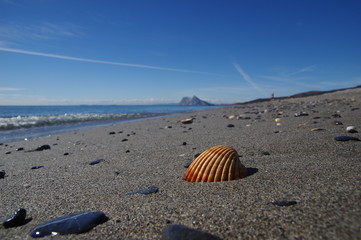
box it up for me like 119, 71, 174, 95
183, 145, 247, 182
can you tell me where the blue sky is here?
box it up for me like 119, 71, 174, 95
0, 0, 360, 105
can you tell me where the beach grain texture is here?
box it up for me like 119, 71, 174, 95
1, 88, 361, 239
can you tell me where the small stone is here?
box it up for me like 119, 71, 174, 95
63, 152, 69, 156
332, 113, 342, 118
108, 131, 116, 135
183, 161, 193, 168
165, 126, 172, 129
294, 112, 308, 117
127, 185, 159, 195
346, 126, 357, 133
334, 136, 360, 141
181, 118, 193, 124
162, 224, 223, 240
28, 211, 108, 237
5, 151, 11, 155
31, 165, 44, 169
311, 128, 325, 131
334, 121, 343, 125
89, 159, 104, 165
16, 147, 24, 151
2, 208, 27, 228
182, 142, 187, 146
227, 124, 235, 128
35, 145, 51, 151
115, 170, 121, 175
262, 151, 270, 156
271, 201, 297, 206
121, 138, 128, 142
0, 170, 5, 179
125, 150, 130, 153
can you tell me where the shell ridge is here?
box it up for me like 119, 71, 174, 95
203, 147, 230, 182
208, 147, 233, 182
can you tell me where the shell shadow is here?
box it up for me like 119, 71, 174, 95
246, 168, 258, 177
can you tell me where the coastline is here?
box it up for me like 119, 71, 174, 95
0, 87, 360, 239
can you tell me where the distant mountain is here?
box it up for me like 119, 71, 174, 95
179, 96, 214, 106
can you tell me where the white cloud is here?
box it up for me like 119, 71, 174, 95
0, 88, 25, 91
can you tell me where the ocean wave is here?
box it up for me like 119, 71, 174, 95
0, 113, 161, 130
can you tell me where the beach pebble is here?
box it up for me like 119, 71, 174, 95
334, 121, 343, 125
271, 201, 297, 206
332, 113, 342, 118
64, 152, 69, 156
2, 208, 27, 228
16, 147, 24, 151
115, 170, 121, 175
89, 158, 104, 165
162, 224, 223, 240
36, 145, 51, 151
183, 161, 193, 168
294, 112, 308, 117
28, 211, 108, 238
165, 126, 172, 129
227, 124, 235, 128
127, 185, 159, 195
182, 142, 187, 146
5, 151, 11, 154
262, 151, 270, 156
108, 131, 116, 135
346, 126, 357, 133
0, 170, 5, 179
31, 165, 44, 169
181, 118, 193, 124
121, 138, 128, 142
334, 136, 360, 141
311, 128, 325, 131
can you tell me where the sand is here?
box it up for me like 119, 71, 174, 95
1, 88, 360, 239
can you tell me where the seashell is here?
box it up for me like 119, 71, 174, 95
183, 145, 247, 182
274, 118, 282, 122
346, 126, 357, 133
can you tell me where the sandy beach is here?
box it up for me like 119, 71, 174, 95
1, 88, 360, 239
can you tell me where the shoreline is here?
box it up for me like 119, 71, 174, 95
1, 88, 360, 239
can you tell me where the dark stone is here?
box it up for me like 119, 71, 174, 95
194, 153, 201, 159
28, 211, 108, 238
334, 136, 361, 141
332, 113, 342, 118
182, 142, 187, 146
334, 121, 343, 125
294, 112, 309, 117
16, 147, 24, 151
127, 185, 159, 195
271, 201, 297, 206
108, 132, 116, 135
30, 145, 51, 152
162, 224, 223, 240
183, 161, 193, 168
351, 107, 359, 111
0, 170, 5, 179
115, 170, 121, 175
31, 165, 44, 169
89, 159, 104, 165
227, 124, 235, 128
64, 152, 69, 156
121, 139, 128, 142
262, 151, 270, 156
5, 151, 11, 154
125, 150, 130, 153
3, 208, 27, 228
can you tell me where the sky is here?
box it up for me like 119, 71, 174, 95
0, 0, 360, 105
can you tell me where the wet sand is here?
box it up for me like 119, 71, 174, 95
1, 88, 360, 239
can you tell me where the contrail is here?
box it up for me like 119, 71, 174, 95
0, 47, 216, 75
232, 62, 265, 94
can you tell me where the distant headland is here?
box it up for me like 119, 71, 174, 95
179, 96, 214, 106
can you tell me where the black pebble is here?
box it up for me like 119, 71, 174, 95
126, 150, 130, 153
162, 224, 223, 240
183, 161, 193, 168
108, 131, 116, 135
271, 201, 297, 206
34, 145, 51, 151
115, 170, 121, 175
334, 136, 361, 141
182, 142, 187, 146
5, 151, 11, 154
262, 151, 270, 156
127, 185, 159, 195
16, 147, 24, 151
227, 124, 235, 128
28, 211, 108, 238
121, 138, 128, 142
31, 165, 44, 169
332, 113, 342, 118
63, 152, 69, 156
0, 170, 5, 179
3, 208, 27, 228
89, 158, 104, 165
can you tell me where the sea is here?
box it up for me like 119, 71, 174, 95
0, 105, 221, 143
